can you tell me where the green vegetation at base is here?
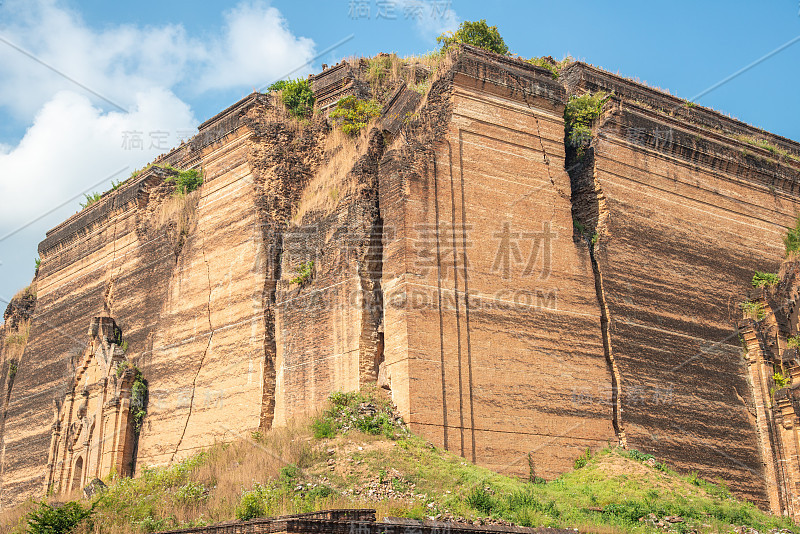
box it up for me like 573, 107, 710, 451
437, 19, 509, 55
268, 78, 315, 119
329, 96, 382, 136
26, 501, 97, 534
311, 389, 407, 440
7, 389, 798, 534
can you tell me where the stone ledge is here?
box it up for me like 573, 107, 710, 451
597, 102, 800, 193
562, 62, 800, 157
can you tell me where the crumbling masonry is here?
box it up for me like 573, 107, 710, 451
1, 45, 800, 516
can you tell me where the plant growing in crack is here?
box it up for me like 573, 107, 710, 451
165, 168, 203, 195
573, 218, 598, 247
564, 92, 609, 159
773, 371, 790, 389
131, 368, 148, 434
290, 261, 314, 286
752, 271, 780, 288
329, 96, 381, 135
740, 300, 766, 321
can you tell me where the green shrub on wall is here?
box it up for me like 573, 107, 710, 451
437, 19, 509, 55
752, 271, 780, 288
269, 78, 315, 118
166, 168, 203, 195
329, 96, 381, 135
564, 92, 609, 157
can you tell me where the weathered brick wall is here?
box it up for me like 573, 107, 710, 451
562, 62, 800, 507
3, 46, 800, 512
134, 125, 267, 467
273, 128, 385, 424
0, 97, 275, 506
1, 171, 179, 505
380, 49, 615, 479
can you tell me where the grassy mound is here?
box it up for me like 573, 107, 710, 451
3, 389, 797, 534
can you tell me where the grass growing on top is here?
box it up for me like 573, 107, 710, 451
734, 135, 800, 163
165, 168, 203, 195
437, 19, 509, 55
79, 192, 102, 210
526, 56, 573, 80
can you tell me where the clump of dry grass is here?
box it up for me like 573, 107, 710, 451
153, 189, 201, 241
291, 49, 458, 225
0, 498, 37, 534
65, 418, 328, 534
291, 122, 375, 224
3, 319, 30, 347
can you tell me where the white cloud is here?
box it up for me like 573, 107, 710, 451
0, 0, 317, 298
0, 0, 203, 121
198, 1, 317, 91
390, 0, 459, 39
0, 0, 317, 227
0, 88, 197, 227
0, 0, 316, 120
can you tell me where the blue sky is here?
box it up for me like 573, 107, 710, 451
0, 0, 798, 309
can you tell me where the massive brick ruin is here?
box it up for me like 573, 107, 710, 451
1, 45, 800, 517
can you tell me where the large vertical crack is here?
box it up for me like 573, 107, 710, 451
565, 136, 626, 447
258, 232, 280, 431
170, 233, 214, 462
588, 235, 626, 445
358, 130, 387, 386
358, 208, 385, 385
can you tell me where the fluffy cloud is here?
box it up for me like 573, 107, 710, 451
0, 0, 317, 225
0, 0, 316, 121
198, 2, 317, 91
0, 88, 197, 226
390, 0, 459, 39
0, 0, 200, 121
0, 0, 317, 301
